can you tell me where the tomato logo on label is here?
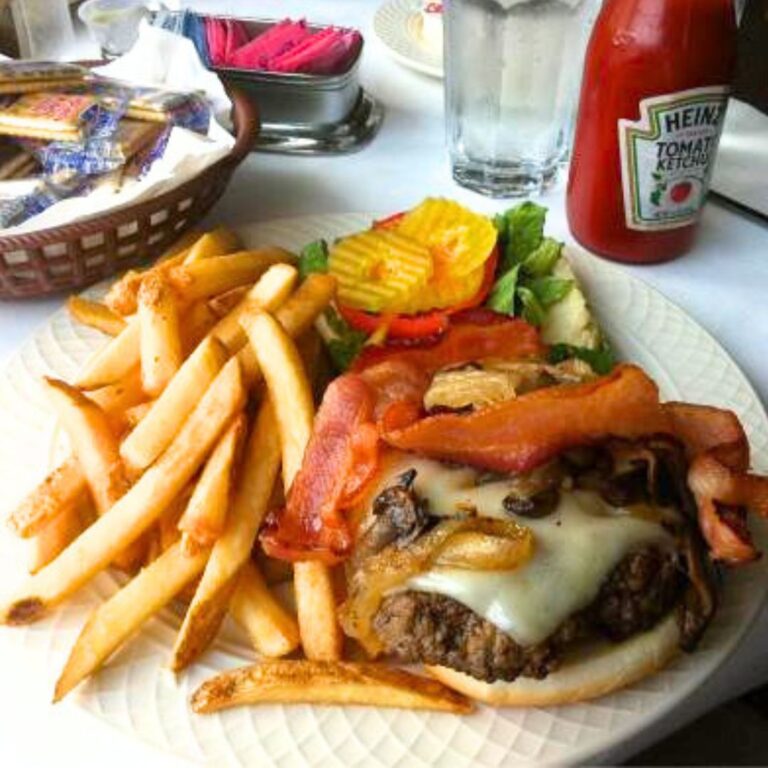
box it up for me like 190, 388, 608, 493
670, 181, 693, 204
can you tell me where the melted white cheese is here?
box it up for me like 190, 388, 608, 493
375, 456, 674, 646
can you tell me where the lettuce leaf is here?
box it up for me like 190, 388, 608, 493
486, 264, 520, 314
322, 307, 367, 371
522, 237, 563, 277
527, 276, 573, 308
298, 239, 329, 279
496, 201, 547, 269
516, 286, 546, 327
487, 203, 569, 324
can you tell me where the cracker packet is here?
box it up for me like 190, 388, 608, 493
0, 92, 122, 143
90, 79, 211, 134
0, 61, 89, 95
38, 120, 164, 178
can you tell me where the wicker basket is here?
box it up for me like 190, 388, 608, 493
0, 88, 258, 299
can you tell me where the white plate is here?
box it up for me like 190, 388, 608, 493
1, 213, 767, 767
374, 0, 444, 79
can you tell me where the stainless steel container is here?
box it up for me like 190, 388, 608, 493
158, 13, 382, 153
214, 19, 363, 129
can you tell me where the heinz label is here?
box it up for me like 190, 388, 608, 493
618, 87, 729, 231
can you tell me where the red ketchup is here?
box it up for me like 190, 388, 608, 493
566, 0, 737, 264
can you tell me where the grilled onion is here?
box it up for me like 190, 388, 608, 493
434, 519, 533, 571
341, 517, 533, 655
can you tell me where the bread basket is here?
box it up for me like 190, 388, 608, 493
0, 87, 258, 299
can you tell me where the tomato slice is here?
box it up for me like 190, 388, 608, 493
338, 304, 450, 339
351, 314, 543, 373
338, 242, 499, 341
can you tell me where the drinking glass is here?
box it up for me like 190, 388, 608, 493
12, 0, 78, 59
444, 0, 601, 197
78, 0, 155, 58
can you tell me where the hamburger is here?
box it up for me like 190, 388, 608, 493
259, 202, 767, 707
259, 307, 766, 706
341, 431, 707, 706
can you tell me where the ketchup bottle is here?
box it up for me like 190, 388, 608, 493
566, 0, 737, 264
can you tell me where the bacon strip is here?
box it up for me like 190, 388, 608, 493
382, 364, 672, 473
341, 421, 380, 505
264, 321, 538, 562
359, 359, 431, 423
263, 338, 768, 566
260, 375, 374, 563
688, 452, 768, 515
260, 359, 432, 562
695, 494, 758, 565
665, 402, 749, 471
665, 402, 763, 563
351, 317, 544, 373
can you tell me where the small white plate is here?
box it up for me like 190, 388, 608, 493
0, 213, 767, 766
374, 0, 444, 79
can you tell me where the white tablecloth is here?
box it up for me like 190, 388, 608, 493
2, 2, 768, 766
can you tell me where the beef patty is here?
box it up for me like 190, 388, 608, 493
373, 547, 683, 683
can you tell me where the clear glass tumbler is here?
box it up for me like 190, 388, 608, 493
444, 0, 601, 197
78, 0, 152, 58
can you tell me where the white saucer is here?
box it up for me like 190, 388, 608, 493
374, 0, 444, 79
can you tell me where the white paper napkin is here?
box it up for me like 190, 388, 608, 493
711, 99, 768, 218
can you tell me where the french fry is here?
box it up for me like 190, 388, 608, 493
119, 336, 228, 473
181, 301, 219, 353
208, 286, 249, 317
29, 501, 86, 574
167, 249, 295, 304
142, 527, 163, 567
183, 227, 242, 264
7, 457, 88, 538
67, 296, 127, 336
10, 267, 331, 576
138, 273, 183, 397
86, 366, 144, 415
54, 540, 210, 701
210, 263, 298, 353
292, 562, 341, 661
178, 414, 246, 552
122, 401, 153, 429
171, 401, 282, 670
237, 273, 336, 386
113, 533, 149, 575
0, 357, 245, 625
274, 273, 337, 338
79, 255, 298, 391
241, 313, 313, 486
147, 490, 195, 566
242, 311, 342, 661
112, 478, 162, 575
104, 270, 142, 315
158, 487, 191, 553
10, 366, 143, 540
190, 661, 472, 714
156, 228, 203, 264
173, 576, 238, 671
229, 563, 300, 659
43, 378, 128, 515
104, 230, 202, 315
76, 318, 140, 390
